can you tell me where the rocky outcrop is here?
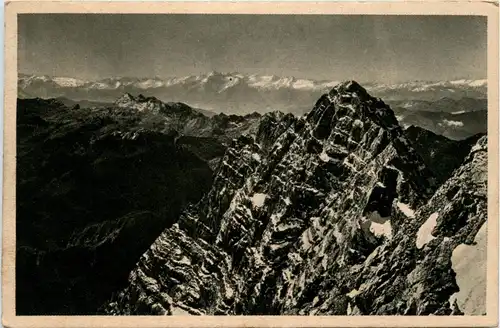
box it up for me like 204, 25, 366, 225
102, 81, 488, 315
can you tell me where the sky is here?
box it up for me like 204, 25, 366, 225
18, 14, 487, 83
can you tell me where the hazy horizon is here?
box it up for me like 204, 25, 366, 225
19, 14, 487, 84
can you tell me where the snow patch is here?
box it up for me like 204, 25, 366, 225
346, 283, 369, 299
276, 222, 302, 233
397, 202, 415, 218
369, 220, 393, 240
470, 142, 485, 153
292, 79, 315, 90
52, 76, 87, 87
171, 306, 192, 316
224, 285, 234, 299
449, 222, 487, 315
178, 256, 191, 265
319, 151, 331, 162
416, 212, 438, 249
321, 255, 329, 270
251, 153, 261, 162
251, 193, 267, 208
352, 119, 363, 128
468, 79, 487, 87
365, 247, 379, 265
366, 211, 392, 240
135, 79, 164, 89
301, 228, 313, 251
333, 224, 344, 243
346, 289, 360, 298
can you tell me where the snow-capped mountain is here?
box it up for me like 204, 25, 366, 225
18, 72, 487, 115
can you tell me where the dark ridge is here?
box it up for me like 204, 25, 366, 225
405, 125, 485, 184
16, 98, 214, 314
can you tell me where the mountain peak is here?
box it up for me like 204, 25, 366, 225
335, 80, 365, 91
307, 81, 399, 140
328, 80, 372, 101
103, 77, 471, 317
205, 70, 224, 77
114, 93, 163, 112
116, 93, 135, 103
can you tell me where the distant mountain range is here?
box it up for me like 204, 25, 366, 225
18, 72, 487, 115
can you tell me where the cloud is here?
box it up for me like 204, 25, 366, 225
441, 119, 464, 127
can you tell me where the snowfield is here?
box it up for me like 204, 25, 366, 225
449, 222, 487, 315
416, 212, 438, 249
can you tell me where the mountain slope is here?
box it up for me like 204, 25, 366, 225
103, 81, 487, 316
405, 126, 484, 184
16, 98, 215, 314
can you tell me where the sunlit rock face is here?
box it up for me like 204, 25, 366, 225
103, 81, 487, 316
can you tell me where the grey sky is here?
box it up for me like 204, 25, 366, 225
18, 14, 487, 83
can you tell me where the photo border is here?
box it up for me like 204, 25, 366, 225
3, 1, 499, 327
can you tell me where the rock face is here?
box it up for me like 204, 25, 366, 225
410, 136, 487, 315
102, 81, 488, 315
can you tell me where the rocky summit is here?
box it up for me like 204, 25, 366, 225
102, 81, 488, 315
